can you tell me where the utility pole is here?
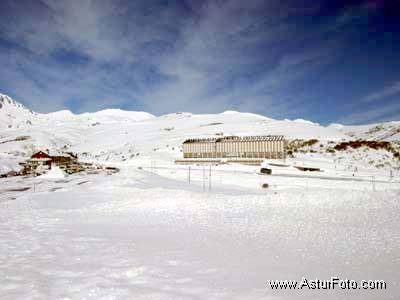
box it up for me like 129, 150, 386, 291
209, 165, 211, 192
372, 176, 376, 192
151, 161, 157, 175
203, 166, 205, 192
188, 166, 191, 184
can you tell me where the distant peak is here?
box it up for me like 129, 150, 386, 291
293, 119, 320, 126
220, 110, 271, 120
95, 108, 130, 114
45, 110, 75, 118
328, 123, 345, 129
220, 110, 240, 115
0, 93, 32, 112
93, 108, 155, 118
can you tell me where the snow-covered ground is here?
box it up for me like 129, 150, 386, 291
1, 93, 400, 299
1, 167, 399, 299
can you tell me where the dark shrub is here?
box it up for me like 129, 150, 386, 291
304, 139, 318, 146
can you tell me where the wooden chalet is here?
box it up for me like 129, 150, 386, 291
20, 150, 84, 175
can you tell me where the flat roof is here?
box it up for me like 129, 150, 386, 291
183, 135, 285, 144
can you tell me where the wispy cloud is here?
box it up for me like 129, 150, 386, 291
337, 101, 400, 125
334, 78, 400, 125
361, 81, 400, 103
137, 0, 339, 115
337, 79, 400, 125
0, 0, 184, 111
0, 0, 392, 124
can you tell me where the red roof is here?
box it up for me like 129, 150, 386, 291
31, 151, 51, 159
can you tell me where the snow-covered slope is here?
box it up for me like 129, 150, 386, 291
0, 93, 399, 173
330, 122, 400, 141
2, 93, 400, 300
2, 93, 399, 300
1, 162, 399, 299
0, 94, 38, 129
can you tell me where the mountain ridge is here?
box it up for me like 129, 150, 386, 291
1, 92, 399, 174
2, 92, 399, 129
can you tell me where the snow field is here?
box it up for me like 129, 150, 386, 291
0, 167, 399, 299
1, 93, 400, 299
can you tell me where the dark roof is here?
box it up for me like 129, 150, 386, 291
31, 150, 76, 159
183, 135, 285, 144
31, 151, 51, 159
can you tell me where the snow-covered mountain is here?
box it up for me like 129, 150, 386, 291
0, 93, 399, 173
0, 93, 154, 130
0, 94, 38, 129
44, 108, 154, 124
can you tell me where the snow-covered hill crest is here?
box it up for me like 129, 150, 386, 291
0, 94, 155, 130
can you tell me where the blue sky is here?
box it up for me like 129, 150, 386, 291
0, 0, 399, 125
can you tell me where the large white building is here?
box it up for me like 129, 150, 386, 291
182, 135, 287, 159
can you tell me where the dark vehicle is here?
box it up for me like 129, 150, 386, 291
260, 168, 272, 175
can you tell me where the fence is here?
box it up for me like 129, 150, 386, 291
143, 162, 399, 193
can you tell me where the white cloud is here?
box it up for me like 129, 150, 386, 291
1, 0, 181, 63
137, 0, 337, 115
0, 0, 342, 118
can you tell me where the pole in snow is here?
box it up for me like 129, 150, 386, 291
372, 176, 376, 192
209, 165, 211, 192
203, 166, 205, 192
188, 166, 191, 184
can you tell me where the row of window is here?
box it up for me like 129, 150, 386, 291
183, 141, 285, 154
184, 152, 285, 159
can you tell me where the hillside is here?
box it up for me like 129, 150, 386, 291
0, 94, 38, 129
0, 93, 399, 174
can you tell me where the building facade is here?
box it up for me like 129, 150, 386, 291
182, 135, 287, 159
20, 151, 83, 175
